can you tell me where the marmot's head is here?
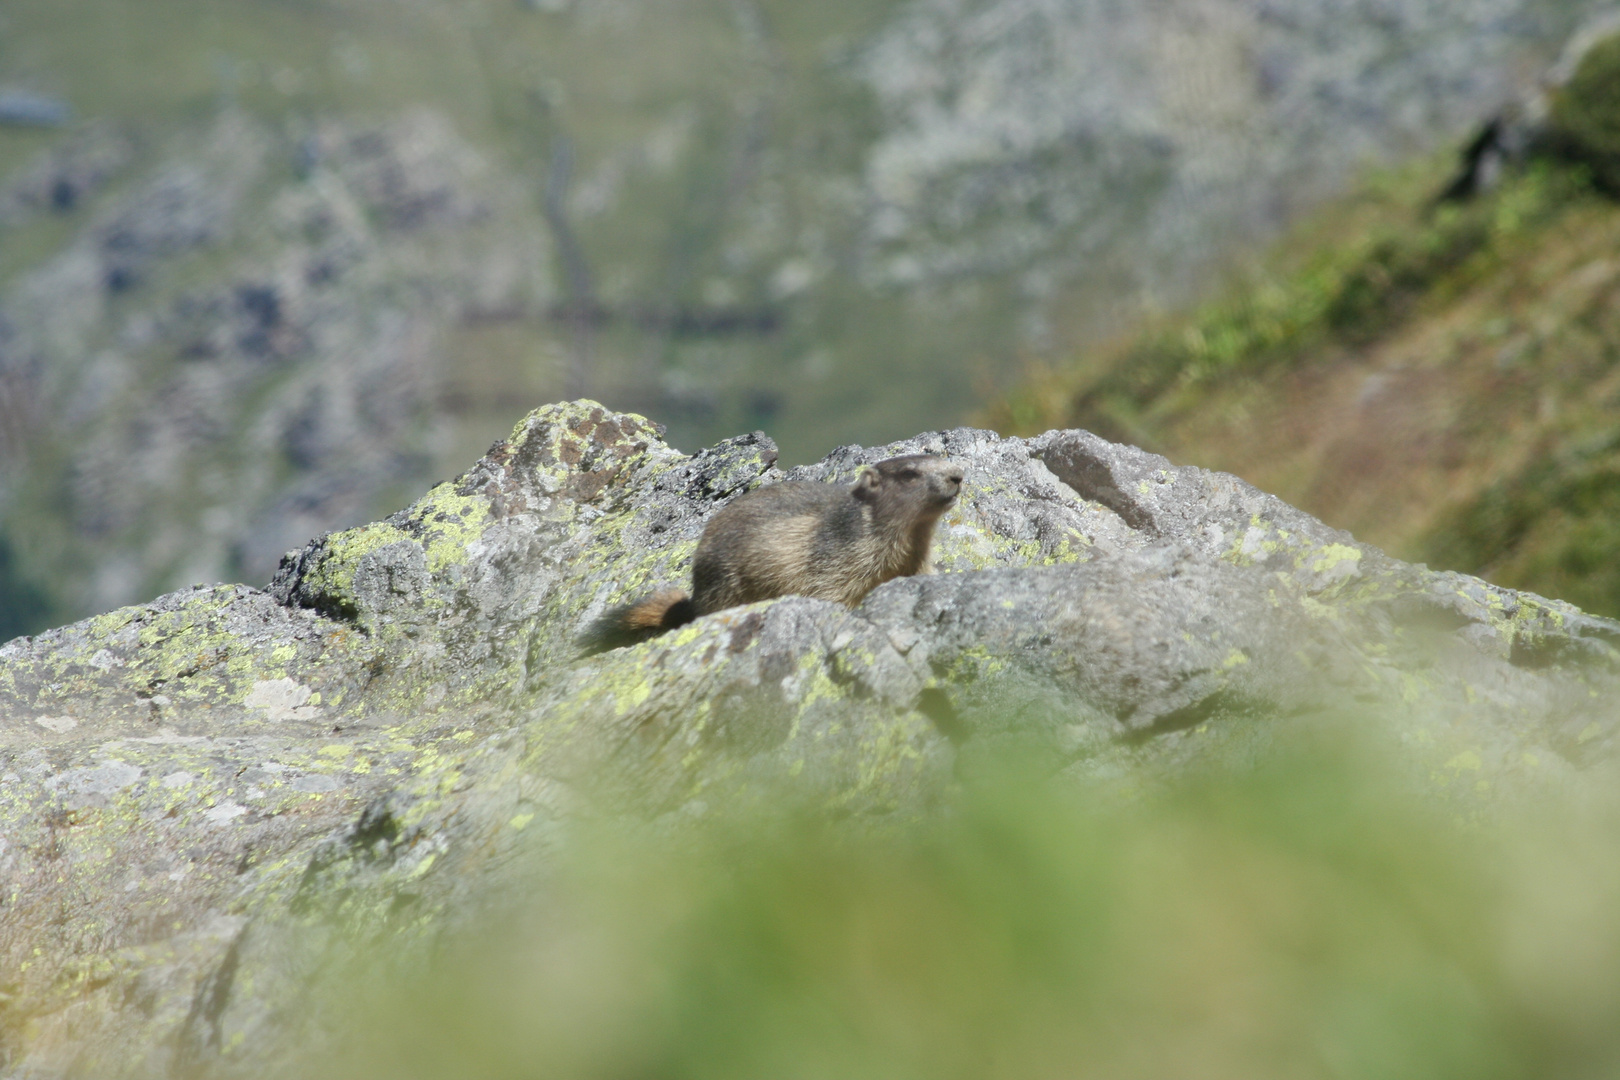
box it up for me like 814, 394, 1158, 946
853, 454, 965, 524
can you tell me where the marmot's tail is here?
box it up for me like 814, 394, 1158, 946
578, 590, 700, 654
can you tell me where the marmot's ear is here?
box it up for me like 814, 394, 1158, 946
853, 467, 880, 502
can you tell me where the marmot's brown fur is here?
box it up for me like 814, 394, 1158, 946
582, 454, 964, 652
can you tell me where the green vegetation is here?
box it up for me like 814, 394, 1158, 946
990, 31, 1620, 619
988, 159, 1597, 442
321, 740, 1620, 1080
1547, 33, 1620, 194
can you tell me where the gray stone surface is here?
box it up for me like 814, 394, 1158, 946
2, 400, 1618, 1077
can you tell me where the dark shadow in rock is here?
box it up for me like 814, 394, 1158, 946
917, 686, 966, 744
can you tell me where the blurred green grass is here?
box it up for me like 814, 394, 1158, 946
316, 740, 1620, 1080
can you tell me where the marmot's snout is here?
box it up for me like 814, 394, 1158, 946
930, 463, 965, 505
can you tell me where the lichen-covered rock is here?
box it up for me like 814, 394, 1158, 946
2, 399, 1619, 1078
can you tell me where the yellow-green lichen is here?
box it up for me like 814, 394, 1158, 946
1304, 543, 1362, 576
408, 483, 495, 575
297, 521, 415, 611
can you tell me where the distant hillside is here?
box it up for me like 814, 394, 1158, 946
0, 0, 1605, 635
987, 29, 1620, 618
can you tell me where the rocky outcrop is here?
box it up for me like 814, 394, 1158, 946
1, 400, 1618, 1077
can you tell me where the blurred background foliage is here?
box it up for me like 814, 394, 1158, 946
318, 738, 1620, 1080
0, 0, 1611, 636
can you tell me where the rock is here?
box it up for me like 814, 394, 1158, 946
1, 399, 1619, 1076
0, 123, 135, 225
0, 91, 71, 129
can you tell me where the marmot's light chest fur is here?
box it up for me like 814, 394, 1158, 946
585, 454, 964, 652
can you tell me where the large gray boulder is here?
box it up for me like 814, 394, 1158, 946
2, 399, 1617, 1077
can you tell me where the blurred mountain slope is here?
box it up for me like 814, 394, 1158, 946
0, 0, 1606, 634
985, 28, 1620, 617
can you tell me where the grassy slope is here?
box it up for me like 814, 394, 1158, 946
987, 148, 1620, 618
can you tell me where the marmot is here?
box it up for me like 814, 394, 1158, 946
582, 454, 964, 652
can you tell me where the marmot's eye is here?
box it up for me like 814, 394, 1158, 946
899, 469, 920, 480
